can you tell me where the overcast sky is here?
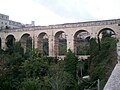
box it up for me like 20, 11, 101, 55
0, 0, 120, 25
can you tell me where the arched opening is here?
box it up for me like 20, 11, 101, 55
54, 31, 67, 56
74, 30, 90, 55
97, 28, 116, 39
38, 32, 49, 56
6, 35, 15, 49
20, 33, 32, 53
97, 28, 116, 50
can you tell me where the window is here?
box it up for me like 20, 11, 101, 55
5, 23, 7, 25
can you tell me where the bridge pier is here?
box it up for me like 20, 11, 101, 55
1, 38, 6, 50
48, 36, 54, 57
34, 35, 38, 49
67, 36, 74, 52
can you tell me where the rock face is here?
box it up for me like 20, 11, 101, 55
104, 64, 120, 90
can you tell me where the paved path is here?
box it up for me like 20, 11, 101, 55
104, 64, 120, 90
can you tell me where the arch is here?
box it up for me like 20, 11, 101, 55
38, 32, 49, 38
20, 33, 32, 52
38, 32, 49, 56
20, 33, 31, 41
5, 34, 15, 48
54, 31, 67, 56
74, 30, 90, 39
97, 28, 116, 37
55, 31, 65, 38
97, 28, 116, 50
74, 30, 90, 55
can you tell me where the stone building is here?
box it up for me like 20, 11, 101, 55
0, 13, 9, 29
0, 13, 23, 30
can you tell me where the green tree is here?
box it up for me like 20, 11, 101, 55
64, 49, 77, 79
43, 38, 49, 56
89, 32, 117, 89
59, 39, 67, 55
20, 50, 49, 90
48, 61, 75, 90
0, 42, 24, 90
21, 56, 48, 78
26, 37, 32, 55
64, 49, 78, 90
21, 78, 42, 90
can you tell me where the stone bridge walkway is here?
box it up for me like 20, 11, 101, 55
104, 64, 120, 90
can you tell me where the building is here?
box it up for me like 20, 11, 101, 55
0, 13, 23, 29
23, 21, 35, 27
9, 20, 23, 29
0, 13, 23, 30
0, 13, 9, 29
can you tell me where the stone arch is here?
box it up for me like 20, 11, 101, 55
54, 31, 67, 56
38, 32, 49, 56
97, 28, 116, 38
5, 34, 15, 48
97, 28, 116, 50
74, 30, 90, 55
20, 33, 32, 52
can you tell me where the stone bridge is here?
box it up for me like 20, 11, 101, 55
0, 19, 120, 57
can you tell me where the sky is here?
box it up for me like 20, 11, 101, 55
0, 0, 120, 26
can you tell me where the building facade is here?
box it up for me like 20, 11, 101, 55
0, 13, 9, 29
0, 13, 23, 30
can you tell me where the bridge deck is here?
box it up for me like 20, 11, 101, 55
1, 19, 120, 32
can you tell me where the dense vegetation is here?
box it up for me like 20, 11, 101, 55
0, 31, 117, 90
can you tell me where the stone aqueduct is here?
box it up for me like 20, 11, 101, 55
0, 19, 120, 57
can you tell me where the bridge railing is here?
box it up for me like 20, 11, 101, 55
1, 19, 120, 32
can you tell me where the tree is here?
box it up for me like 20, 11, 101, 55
64, 49, 77, 79
21, 78, 42, 90
21, 56, 48, 78
48, 61, 75, 90
89, 34, 117, 89
0, 42, 24, 90
43, 38, 49, 56
26, 37, 32, 54
64, 49, 78, 90
59, 39, 67, 55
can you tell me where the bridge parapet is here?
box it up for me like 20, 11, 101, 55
1, 19, 120, 32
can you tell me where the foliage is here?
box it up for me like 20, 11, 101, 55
43, 38, 49, 55
64, 49, 77, 80
0, 31, 117, 90
88, 32, 117, 89
25, 37, 32, 57
0, 42, 24, 90
59, 39, 67, 55
48, 61, 75, 90
76, 38, 90, 55
21, 78, 42, 90
21, 56, 48, 78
